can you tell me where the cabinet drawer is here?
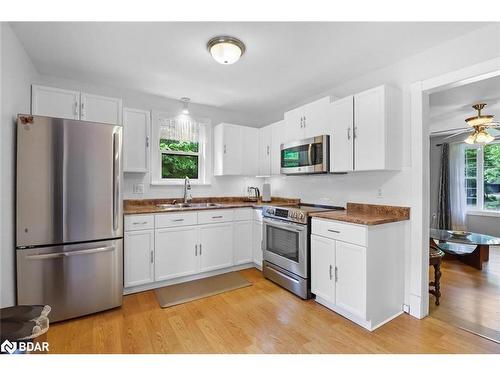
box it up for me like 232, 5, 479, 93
124, 215, 154, 231
198, 209, 234, 224
155, 212, 198, 228
233, 208, 253, 221
312, 218, 367, 246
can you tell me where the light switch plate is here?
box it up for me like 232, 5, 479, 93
133, 183, 144, 194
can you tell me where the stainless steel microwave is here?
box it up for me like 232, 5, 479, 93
280, 135, 329, 175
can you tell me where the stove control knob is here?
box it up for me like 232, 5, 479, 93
266, 208, 274, 215
299, 213, 305, 221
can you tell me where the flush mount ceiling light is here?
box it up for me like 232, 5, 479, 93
442, 103, 499, 144
180, 97, 190, 114
207, 36, 246, 65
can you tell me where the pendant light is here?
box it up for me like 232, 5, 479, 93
180, 97, 190, 115
207, 36, 246, 65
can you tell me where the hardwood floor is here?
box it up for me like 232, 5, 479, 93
45, 268, 500, 354
429, 246, 500, 343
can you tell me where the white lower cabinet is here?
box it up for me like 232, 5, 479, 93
124, 229, 154, 287
311, 217, 405, 331
234, 220, 253, 265
199, 223, 234, 272
252, 209, 263, 268
155, 226, 199, 281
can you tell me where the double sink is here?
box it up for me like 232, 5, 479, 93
155, 202, 223, 210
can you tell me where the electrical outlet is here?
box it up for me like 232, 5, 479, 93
377, 188, 383, 198
133, 183, 144, 194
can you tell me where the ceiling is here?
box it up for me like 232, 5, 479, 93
11, 22, 488, 125
430, 74, 500, 123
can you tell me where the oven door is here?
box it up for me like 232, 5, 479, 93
262, 217, 308, 278
280, 135, 329, 175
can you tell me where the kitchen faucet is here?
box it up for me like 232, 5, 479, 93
183, 176, 192, 203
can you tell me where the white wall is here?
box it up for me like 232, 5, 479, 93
0, 23, 39, 307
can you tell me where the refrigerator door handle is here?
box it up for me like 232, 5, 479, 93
64, 246, 115, 257
112, 131, 120, 231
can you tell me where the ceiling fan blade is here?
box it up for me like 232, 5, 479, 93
441, 129, 472, 140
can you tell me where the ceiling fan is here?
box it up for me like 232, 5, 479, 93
442, 103, 500, 144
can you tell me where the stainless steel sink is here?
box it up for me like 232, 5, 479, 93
155, 202, 223, 210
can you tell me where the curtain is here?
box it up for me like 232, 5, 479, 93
449, 142, 467, 230
159, 115, 200, 143
436, 143, 451, 229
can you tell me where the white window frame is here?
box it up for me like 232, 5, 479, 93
150, 110, 212, 185
465, 140, 500, 216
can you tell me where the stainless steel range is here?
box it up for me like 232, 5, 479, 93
262, 203, 344, 299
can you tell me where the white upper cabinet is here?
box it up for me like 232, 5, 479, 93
329, 85, 401, 172
270, 120, 285, 175
31, 85, 123, 125
31, 85, 80, 120
213, 123, 258, 176
329, 95, 354, 172
123, 108, 150, 173
258, 125, 272, 176
284, 96, 332, 142
80, 92, 122, 125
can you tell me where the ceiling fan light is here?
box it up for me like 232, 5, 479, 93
464, 133, 476, 144
207, 36, 245, 65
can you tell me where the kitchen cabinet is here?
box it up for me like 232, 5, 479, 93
270, 120, 285, 175
214, 123, 258, 176
258, 125, 272, 176
199, 223, 234, 272
31, 85, 80, 120
284, 96, 332, 142
124, 229, 154, 287
234, 210, 254, 265
123, 108, 150, 173
31, 84, 123, 125
80, 92, 122, 125
155, 226, 199, 281
329, 85, 401, 172
252, 209, 264, 268
311, 217, 405, 331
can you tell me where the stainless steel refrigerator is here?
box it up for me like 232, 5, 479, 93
16, 114, 123, 322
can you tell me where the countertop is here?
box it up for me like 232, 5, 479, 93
309, 202, 410, 225
124, 197, 300, 215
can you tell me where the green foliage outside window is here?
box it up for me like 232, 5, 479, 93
160, 139, 199, 179
484, 143, 500, 210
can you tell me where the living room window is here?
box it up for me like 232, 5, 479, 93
465, 142, 500, 212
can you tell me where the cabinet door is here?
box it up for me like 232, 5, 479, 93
234, 221, 253, 265
303, 97, 331, 138
311, 234, 335, 304
283, 106, 305, 142
354, 86, 385, 171
31, 85, 80, 120
335, 240, 366, 319
270, 120, 285, 175
199, 223, 234, 272
80, 92, 123, 125
252, 220, 263, 267
123, 108, 150, 172
258, 125, 272, 176
329, 96, 354, 172
241, 126, 259, 176
214, 123, 243, 176
155, 226, 199, 281
124, 230, 154, 287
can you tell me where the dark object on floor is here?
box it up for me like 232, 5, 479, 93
429, 244, 444, 305
154, 272, 252, 308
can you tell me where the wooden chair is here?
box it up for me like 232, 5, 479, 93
429, 243, 445, 305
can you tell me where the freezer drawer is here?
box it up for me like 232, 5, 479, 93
17, 239, 123, 322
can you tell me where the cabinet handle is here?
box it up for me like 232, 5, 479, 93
195, 244, 198, 256
224, 144, 227, 154
347, 127, 351, 140
81, 101, 85, 117
329, 265, 333, 280
266, 145, 270, 155
199, 244, 202, 255
150, 250, 154, 264
327, 229, 340, 233
303, 115, 306, 127
132, 221, 148, 225
74, 101, 79, 116
212, 215, 223, 219
353, 126, 357, 139
335, 266, 338, 282
172, 219, 184, 222
146, 136, 150, 148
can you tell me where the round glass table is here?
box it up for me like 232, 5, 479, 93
430, 229, 500, 270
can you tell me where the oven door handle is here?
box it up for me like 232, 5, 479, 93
263, 217, 307, 232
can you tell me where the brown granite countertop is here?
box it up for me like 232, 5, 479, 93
309, 202, 410, 225
124, 196, 300, 215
